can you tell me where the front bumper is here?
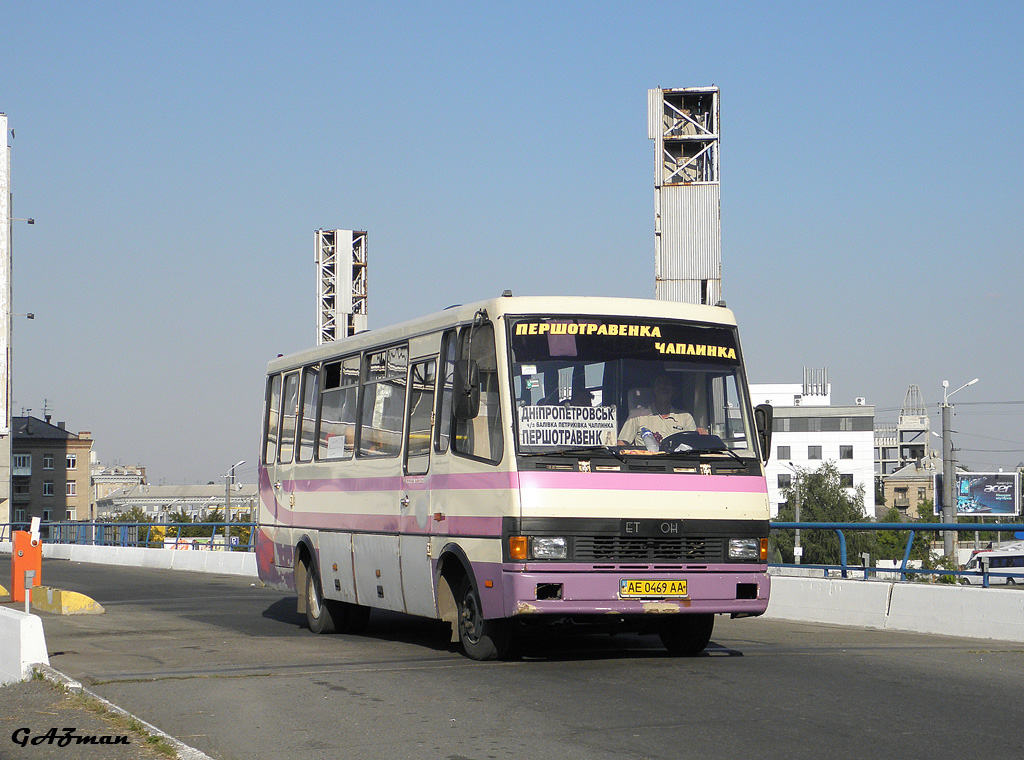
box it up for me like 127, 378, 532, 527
501, 564, 770, 617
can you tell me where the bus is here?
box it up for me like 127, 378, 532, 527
962, 542, 1024, 585
256, 295, 774, 659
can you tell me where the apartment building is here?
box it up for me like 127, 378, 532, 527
11, 415, 93, 524
750, 369, 875, 518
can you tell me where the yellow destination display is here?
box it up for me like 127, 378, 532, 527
619, 579, 688, 598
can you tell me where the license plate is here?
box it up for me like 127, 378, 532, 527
619, 579, 688, 598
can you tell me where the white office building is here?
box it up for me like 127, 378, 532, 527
750, 369, 875, 518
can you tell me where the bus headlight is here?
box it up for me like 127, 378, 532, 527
531, 537, 568, 560
728, 538, 760, 561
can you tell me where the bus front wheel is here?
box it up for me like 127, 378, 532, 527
456, 577, 512, 661
659, 614, 714, 656
305, 564, 337, 634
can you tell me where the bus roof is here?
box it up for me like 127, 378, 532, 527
972, 541, 1024, 556
267, 294, 739, 373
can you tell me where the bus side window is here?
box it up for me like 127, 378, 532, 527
453, 322, 504, 464
405, 358, 436, 476
319, 357, 358, 460
297, 365, 319, 463
263, 374, 282, 465
278, 372, 300, 464
358, 345, 408, 458
436, 330, 457, 453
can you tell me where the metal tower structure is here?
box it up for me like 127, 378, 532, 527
648, 87, 721, 305
315, 229, 368, 344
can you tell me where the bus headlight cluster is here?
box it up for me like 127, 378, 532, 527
728, 538, 761, 561
530, 536, 568, 560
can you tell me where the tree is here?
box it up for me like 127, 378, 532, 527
772, 462, 872, 565
115, 506, 149, 524
875, 506, 931, 564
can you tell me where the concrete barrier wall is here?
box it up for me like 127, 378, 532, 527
7, 544, 1022, 643
0, 607, 50, 685
38, 544, 258, 578
764, 575, 1024, 643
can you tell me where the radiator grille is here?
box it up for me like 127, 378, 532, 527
573, 536, 725, 562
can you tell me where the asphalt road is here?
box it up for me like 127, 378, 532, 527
20, 558, 1024, 760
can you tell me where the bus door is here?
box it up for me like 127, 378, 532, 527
400, 356, 439, 618
274, 370, 302, 527
262, 373, 285, 525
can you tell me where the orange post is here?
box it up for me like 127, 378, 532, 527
11, 531, 42, 604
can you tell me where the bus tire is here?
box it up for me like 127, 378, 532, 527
456, 576, 511, 661
305, 563, 337, 635
659, 614, 714, 656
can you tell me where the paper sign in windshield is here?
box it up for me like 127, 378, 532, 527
518, 406, 618, 447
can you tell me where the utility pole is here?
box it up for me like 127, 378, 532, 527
941, 401, 954, 558
1, 114, 11, 525
941, 378, 979, 559
785, 462, 802, 564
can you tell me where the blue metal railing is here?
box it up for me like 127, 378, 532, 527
4, 520, 1022, 586
1, 521, 257, 552
770, 521, 1024, 586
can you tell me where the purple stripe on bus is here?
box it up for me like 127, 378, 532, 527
518, 470, 768, 494
258, 502, 503, 537
276, 470, 521, 494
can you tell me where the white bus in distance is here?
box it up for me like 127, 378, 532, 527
257, 295, 774, 659
962, 542, 1024, 585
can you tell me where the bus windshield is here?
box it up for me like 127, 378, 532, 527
508, 315, 756, 457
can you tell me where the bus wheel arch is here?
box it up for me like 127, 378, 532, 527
294, 536, 317, 616
435, 547, 472, 644
435, 544, 512, 660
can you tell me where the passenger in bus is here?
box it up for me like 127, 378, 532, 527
617, 373, 706, 449
569, 387, 593, 406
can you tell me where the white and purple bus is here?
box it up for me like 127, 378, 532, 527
257, 295, 773, 659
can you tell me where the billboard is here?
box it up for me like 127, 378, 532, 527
934, 472, 1020, 518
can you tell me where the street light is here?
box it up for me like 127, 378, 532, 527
782, 461, 803, 564
223, 460, 245, 550
941, 378, 979, 559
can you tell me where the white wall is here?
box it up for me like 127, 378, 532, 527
765, 428, 876, 517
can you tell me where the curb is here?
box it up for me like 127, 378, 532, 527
32, 664, 215, 760
33, 586, 105, 615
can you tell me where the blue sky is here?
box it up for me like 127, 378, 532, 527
3, 1, 1022, 484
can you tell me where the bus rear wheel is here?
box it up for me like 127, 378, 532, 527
659, 614, 714, 656
456, 577, 512, 661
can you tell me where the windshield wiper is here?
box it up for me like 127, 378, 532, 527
519, 446, 628, 463
665, 443, 746, 464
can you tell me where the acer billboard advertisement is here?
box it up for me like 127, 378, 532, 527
934, 472, 1020, 517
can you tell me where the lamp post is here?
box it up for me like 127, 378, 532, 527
1, 114, 34, 527
941, 378, 979, 559
783, 461, 802, 564
223, 460, 245, 550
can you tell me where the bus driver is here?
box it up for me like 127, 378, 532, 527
617, 373, 706, 449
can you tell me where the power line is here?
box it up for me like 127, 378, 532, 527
959, 448, 1024, 454
958, 432, 1024, 445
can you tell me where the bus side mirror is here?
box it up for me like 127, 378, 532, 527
453, 359, 480, 420
754, 404, 773, 464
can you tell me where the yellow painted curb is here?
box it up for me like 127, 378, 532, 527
0, 583, 8, 597
31, 586, 105, 615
